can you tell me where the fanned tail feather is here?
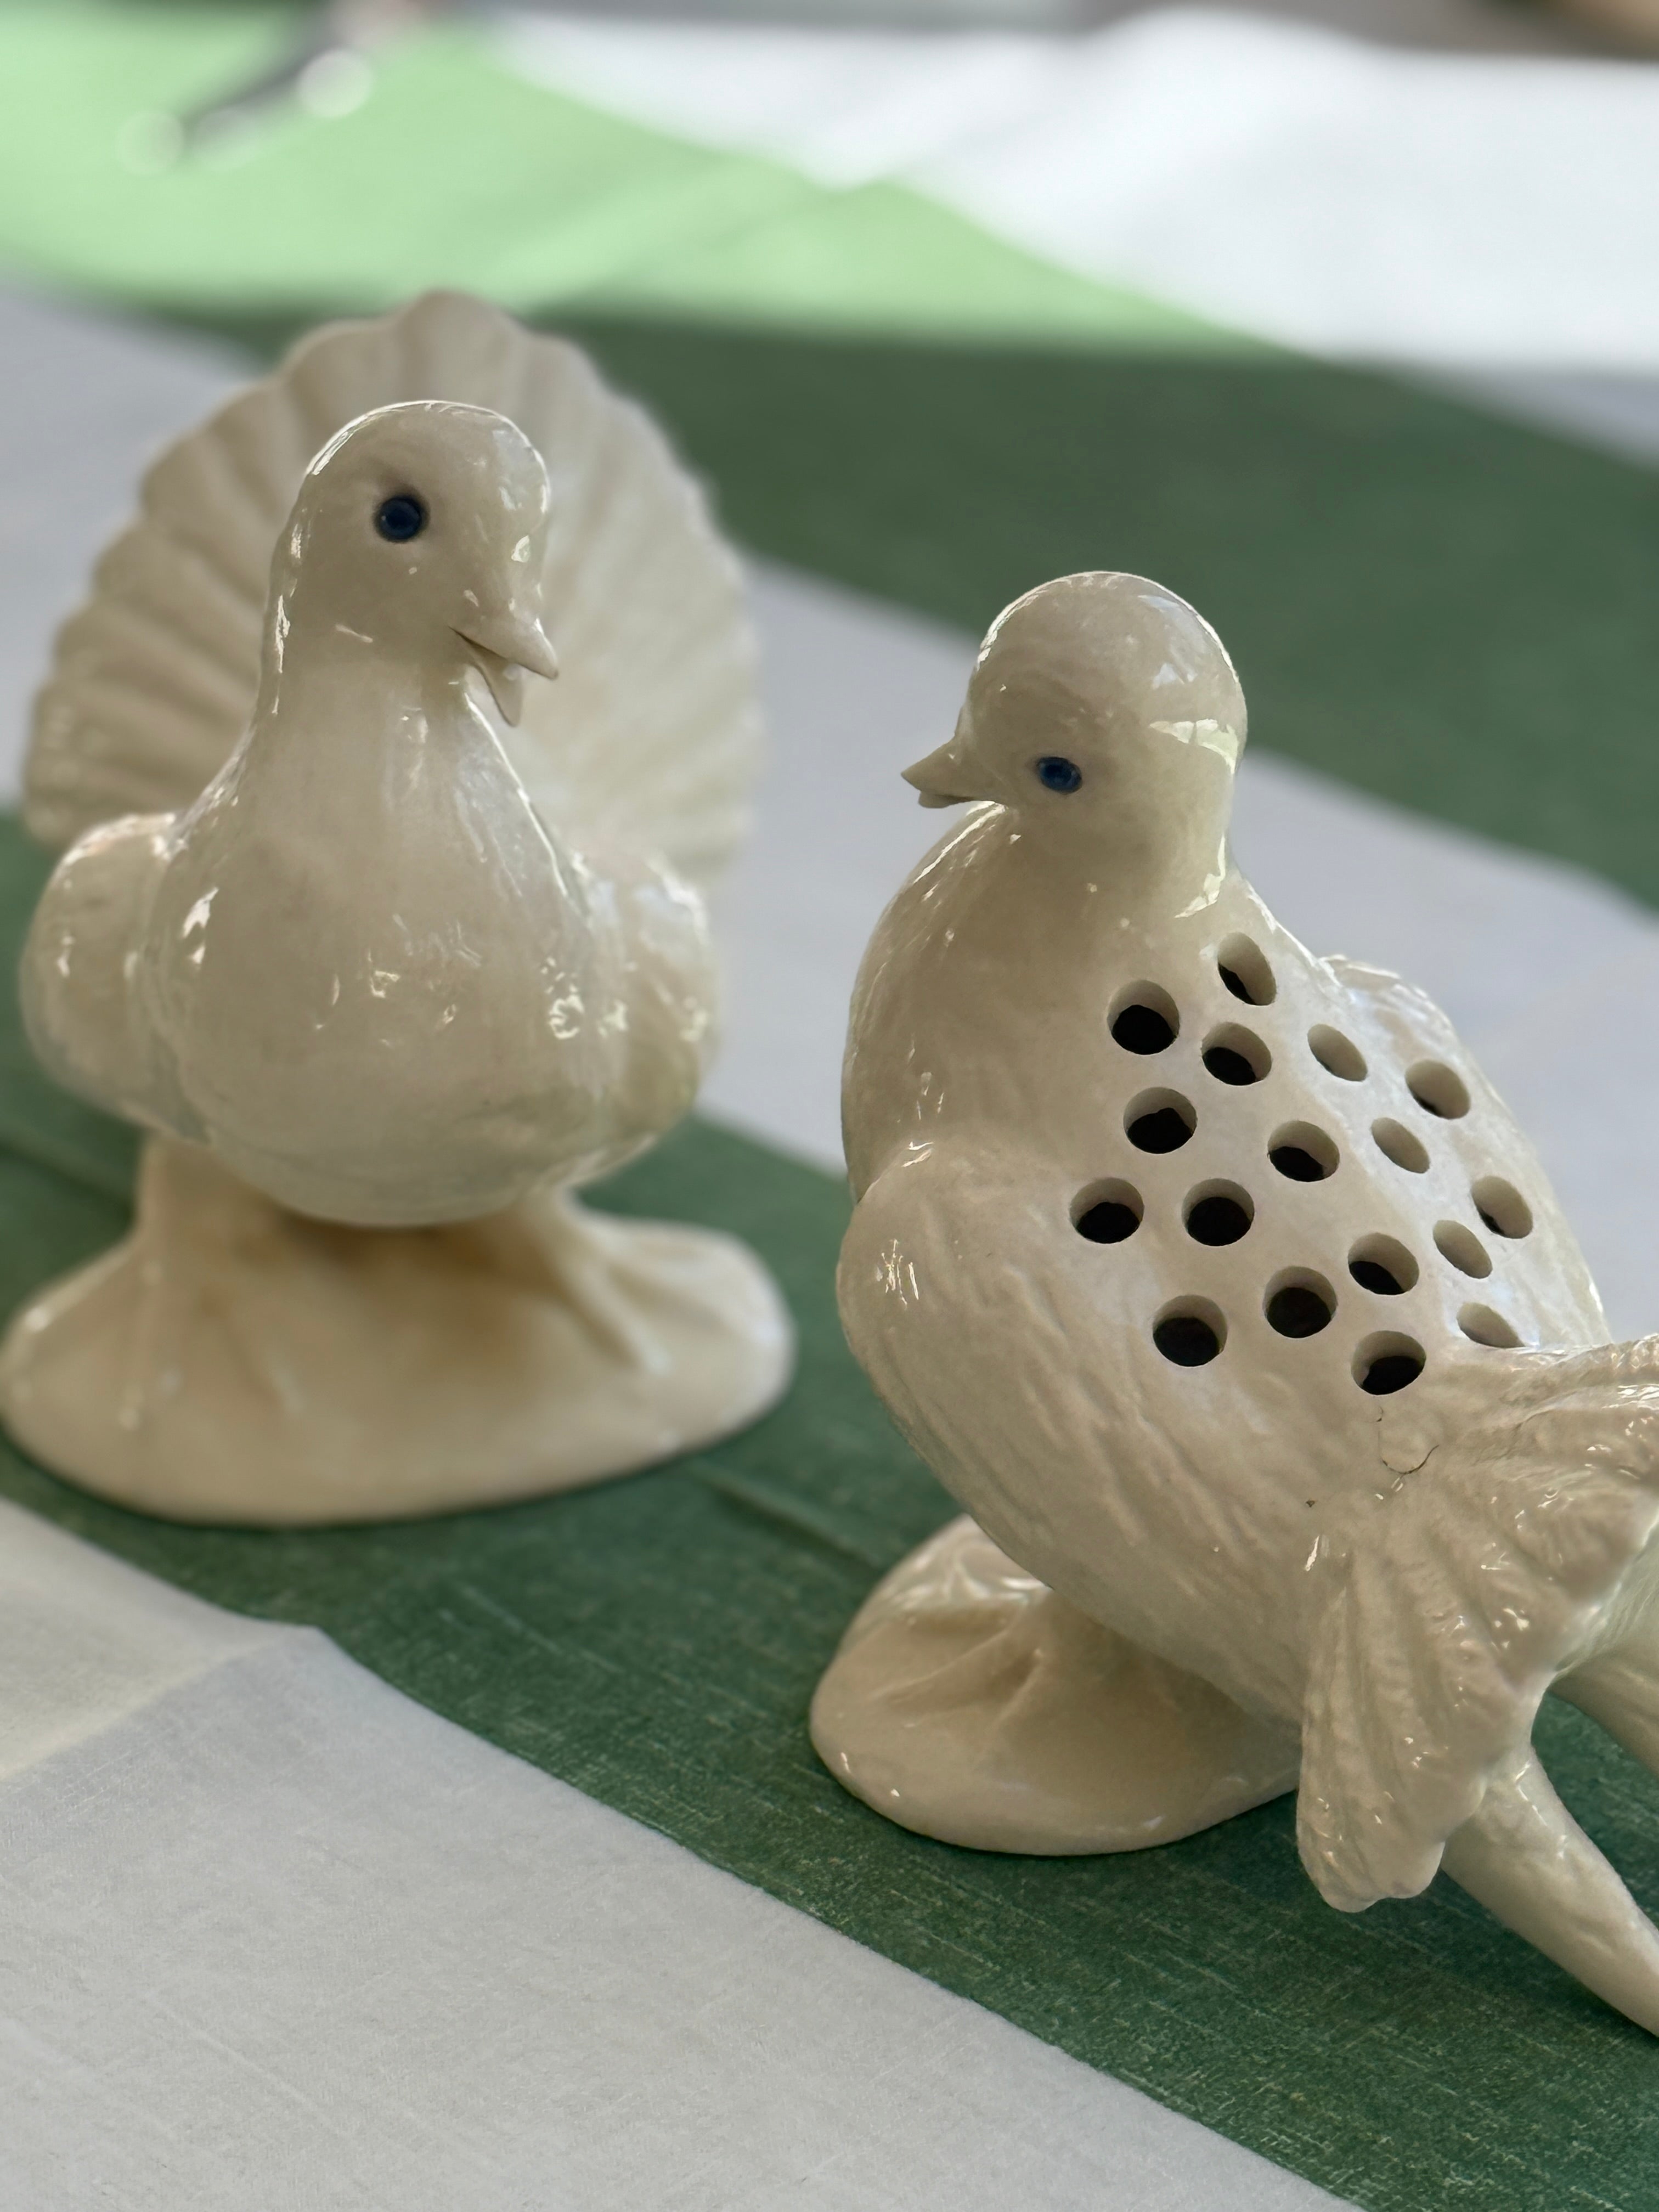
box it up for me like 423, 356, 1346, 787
1299, 1336, 1659, 1911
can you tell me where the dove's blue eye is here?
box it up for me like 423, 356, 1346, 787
1036, 755, 1082, 794
376, 493, 427, 543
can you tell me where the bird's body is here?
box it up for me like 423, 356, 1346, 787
25, 397, 714, 1227
819, 571, 1659, 2033
842, 811, 1602, 1720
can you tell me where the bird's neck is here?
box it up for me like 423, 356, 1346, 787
975, 806, 1232, 939
241, 599, 519, 788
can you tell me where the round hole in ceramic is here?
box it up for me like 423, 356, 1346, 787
1347, 1234, 1418, 1295
1184, 1181, 1254, 1246
1472, 1175, 1532, 1240
1459, 1303, 1521, 1348
1109, 982, 1179, 1056
1153, 1298, 1226, 1368
1434, 1220, 1492, 1278
1126, 1090, 1196, 1155
1216, 934, 1276, 1007
1407, 1060, 1471, 1120
1265, 1269, 1336, 1339
1268, 1122, 1338, 1183
1354, 1333, 1426, 1395
1072, 1180, 1143, 1245
1308, 1025, 1367, 1082
1202, 1023, 1271, 1087
1373, 1118, 1430, 1174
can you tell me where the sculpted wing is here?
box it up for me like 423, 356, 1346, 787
25, 291, 760, 893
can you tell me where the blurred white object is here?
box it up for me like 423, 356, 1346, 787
501, 5, 1659, 368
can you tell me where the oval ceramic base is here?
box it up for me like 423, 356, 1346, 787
0, 1138, 794, 1527
811, 1515, 1299, 1854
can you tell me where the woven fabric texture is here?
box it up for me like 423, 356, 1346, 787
3, 817, 1659, 2212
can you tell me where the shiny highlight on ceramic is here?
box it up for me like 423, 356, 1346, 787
816, 568, 1659, 2036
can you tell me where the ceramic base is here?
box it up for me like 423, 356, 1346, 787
811, 1515, 1299, 1854
0, 1138, 794, 1526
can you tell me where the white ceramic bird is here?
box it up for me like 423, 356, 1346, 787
814, 570, 1659, 2034
24, 398, 708, 1226
0, 293, 791, 1526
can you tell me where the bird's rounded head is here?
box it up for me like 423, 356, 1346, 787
904, 573, 1246, 871
275, 399, 560, 724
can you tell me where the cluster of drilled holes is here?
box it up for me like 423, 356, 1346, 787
1203, 1023, 1270, 1086
1269, 1121, 1338, 1183
1090, 935, 1520, 1385
1308, 1025, 1367, 1082
1109, 981, 1179, 1056
1070, 1180, 1429, 1388
1126, 1089, 1195, 1154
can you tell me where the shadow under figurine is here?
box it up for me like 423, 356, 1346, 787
814, 568, 1659, 2036
0, 292, 793, 1525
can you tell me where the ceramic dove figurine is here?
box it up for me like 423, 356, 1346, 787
814, 569, 1659, 2035
1, 293, 791, 1525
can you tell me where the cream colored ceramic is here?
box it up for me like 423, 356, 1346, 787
811, 1515, 1298, 1852
2, 1139, 787, 1526
816, 569, 1659, 2034
1, 294, 791, 1525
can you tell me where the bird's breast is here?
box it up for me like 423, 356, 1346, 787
142, 751, 624, 1223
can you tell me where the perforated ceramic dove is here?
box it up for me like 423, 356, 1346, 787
0, 293, 791, 1526
815, 570, 1659, 2035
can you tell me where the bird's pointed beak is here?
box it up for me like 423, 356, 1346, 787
902, 738, 975, 809
454, 606, 560, 727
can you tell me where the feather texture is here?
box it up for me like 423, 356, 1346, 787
1299, 1338, 1659, 1911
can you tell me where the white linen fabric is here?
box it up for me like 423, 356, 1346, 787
0, 1502, 1349, 2211
498, 5, 1659, 371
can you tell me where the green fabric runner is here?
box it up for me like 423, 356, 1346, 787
5, 6, 1659, 907
558, 321, 1659, 913
0, 3, 1220, 351
4, 813, 1659, 2212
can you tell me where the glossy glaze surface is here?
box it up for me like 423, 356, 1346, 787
0, 1138, 792, 1526
1, 295, 791, 1523
820, 569, 1659, 2033
24, 401, 715, 1227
